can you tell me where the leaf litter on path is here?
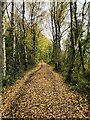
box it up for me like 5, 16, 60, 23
1, 63, 90, 119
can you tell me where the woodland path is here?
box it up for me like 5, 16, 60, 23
1, 63, 90, 119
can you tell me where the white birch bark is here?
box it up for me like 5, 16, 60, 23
2, 16, 6, 78
0, 1, 2, 119
2, 2, 6, 79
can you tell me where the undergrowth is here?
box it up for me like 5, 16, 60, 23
2, 65, 35, 87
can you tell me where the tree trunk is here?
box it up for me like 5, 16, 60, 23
53, 2, 58, 70
88, 2, 90, 70
74, 1, 86, 77
88, 2, 90, 33
66, 2, 75, 81
13, 1, 16, 73
11, 0, 15, 75
32, 27, 36, 65
50, 3, 55, 64
78, 1, 86, 77
30, 3, 36, 65
22, 0, 28, 69
2, 2, 6, 79
74, 2, 78, 45
79, 41, 86, 76
0, 1, 2, 88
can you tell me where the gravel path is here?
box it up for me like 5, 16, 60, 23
2, 63, 90, 119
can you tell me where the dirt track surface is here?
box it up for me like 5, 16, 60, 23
1, 63, 90, 119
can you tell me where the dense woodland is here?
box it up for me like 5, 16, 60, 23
1, 0, 90, 95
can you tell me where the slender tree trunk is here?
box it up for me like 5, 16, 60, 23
22, 0, 28, 69
74, 1, 86, 77
0, 1, 2, 88
2, 2, 6, 79
74, 2, 78, 45
13, 1, 16, 73
11, 0, 15, 75
50, 3, 55, 64
70, 2, 75, 59
15, 25, 21, 69
30, 3, 36, 65
32, 27, 36, 65
79, 42, 86, 76
53, 2, 59, 70
0, 3, 2, 118
50, 2, 62, 70
18, 29, 22, 67
66, 2, 75, 81
2, 17, 6, 79
78, 1, 86, 77
57, 9, 61, 70
88, 2, 90, 69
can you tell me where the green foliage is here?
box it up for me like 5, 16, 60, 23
37, 34, 53, 63
2, 64, 35, 86
3, 75, 12, 86
85, 69, 90, 81
2, 1, 90, 100
3, 16, 53, 87
69, 79, 90, 95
